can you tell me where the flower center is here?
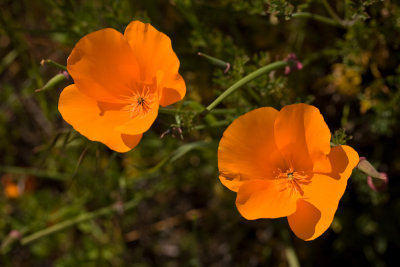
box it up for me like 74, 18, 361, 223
126, 83, 156, 118
133, 95, 151, 114
275, 167, 310, 196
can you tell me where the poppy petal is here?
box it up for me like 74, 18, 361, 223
59, 84, 142, 152
67, 28, 139, 102
115, 101, 159, 135
157, 72, 186, 107
218, 107, 285, 192
236, 179, 297, 219
287, 145, 359, 240
287, 199, 321, 240
124, 21, 185, 106
274, 104, 331, 171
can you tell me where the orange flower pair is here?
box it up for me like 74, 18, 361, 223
58, 21, 186, 152
218, 103, 359, 240
58, 21, 359, 241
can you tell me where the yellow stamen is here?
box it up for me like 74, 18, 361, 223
274, 167, 310, 196
126, 83, 156, 118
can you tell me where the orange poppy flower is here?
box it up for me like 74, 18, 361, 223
58, 21, 186, 152
1, 174, 20, 198
218, 103, 359, 240
4, 183, 20, 199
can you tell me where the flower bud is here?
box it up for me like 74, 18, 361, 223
357, 157, 381, 178
357, 157, 388, 191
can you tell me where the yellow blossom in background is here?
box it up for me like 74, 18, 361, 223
331, 64, 361, 96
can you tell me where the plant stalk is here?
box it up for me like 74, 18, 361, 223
41, 59, 67, 71
20, 194, 147, 245
292, 12, 345, 28
321, 0, 344, 26
200, 61, 289, 116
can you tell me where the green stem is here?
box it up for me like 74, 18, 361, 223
321, 0, 344, 25
40, 59, 67, 71
285, 246, 300, 267
20, 195, 144, 245
292, 12, 344, 28
193, 120, 231, 130
0, 166, 68, 181
35, 73, 67, 92
204, 109, 238, 115
198, 52, 231, 72
202, 61, 289, 115
158, 108, 191, 115
280, 228, 300, 267
159, 107, 237, 115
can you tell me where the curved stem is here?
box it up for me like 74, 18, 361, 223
321, 0, 343, 25
292, 12, 345, 28
19, 186, 160, 246
41, 59, 67, 71
158, 108, 193, 115
198, 52, 231, 73
20, 199, 134, 245
193, 120, 231, 130
36, 73, 67, 93
0, 166, 68, 181
201, 61, 289, 116
159, 107, 237, 115
21, 206, 115, 245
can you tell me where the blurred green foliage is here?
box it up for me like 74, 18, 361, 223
0, 0, 399, 266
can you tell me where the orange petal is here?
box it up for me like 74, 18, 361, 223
288, 145, 359, 240
287, 199, 321, 240
218, 107, 287, 192
124, 21, 185, 106
236, 179, 298, 219
116, 100, 159, 135
274, 104, 331, 171
157, 72, 186, 107
58, 84, 142, 152
67, 28, 139, 102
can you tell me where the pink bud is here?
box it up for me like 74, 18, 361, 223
62, 71, 70, 79
357, 157, 381, 178
284, 66, 291, 75
284, 53, 303, 75
9, 230, 22, 239
367, 172, 388, 192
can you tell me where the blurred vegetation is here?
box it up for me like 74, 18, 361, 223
0, 0, 399, 266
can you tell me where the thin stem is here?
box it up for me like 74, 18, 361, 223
40, 59, 67, 71
202, 61, 289, 116
280, 228, 300, 267
285, 246, 300, 267
159, 107, 237, 115
198, 52, 231, 73
158, 108, 195, 115
20, 195, 144, 245
205, 109, 238, 115
193, 120, 231, 130
0, 166, 68, 181
292, 12, 345, 28
344, 0, 349, 20
35, 73, 67, 92
73, 144, 90, 175
321, 0, 343, 25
